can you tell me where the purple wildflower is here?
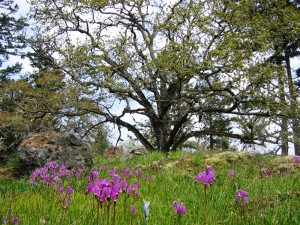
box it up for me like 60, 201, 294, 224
47, 161, 58, 170
173, 201, 187, 215
132, 182, 139, 191
12, 217, 18, 225
101, 165, 107, 169
75, 168, 85, 178
41, 174, 50, 183
126, 187, 132, 194
146, 174, 153, 181
235, 189, 248, 203
228, 170, 235, 177
263, 168, 271, 176
86, 182, 94, 194
111, 184, 121, 201
195, 166, 216, 185
2, 217, 8, 223
121, 168, 133, 177
67, 186, 74, 195
88, 167, 99, 182
120, 180, 127, 189
131, 205, 136, 214
58, 186, 64, 193
87, 177, 126, 204
135, 169, 143, 177
258, 162, 264, 168
53, 176, 62, 183
293, 155, 300, 164
108, 168, 118, 177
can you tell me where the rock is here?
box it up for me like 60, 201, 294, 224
103, 146, 125, 158
122, 147, 148, 160
102, 146, 148, 160
129, 147, 148, 155
17, 132, 92, 172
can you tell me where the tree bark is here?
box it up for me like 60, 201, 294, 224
285, 49, 300, 155
277, 57, 289, 155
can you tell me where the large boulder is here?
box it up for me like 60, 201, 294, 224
17, 132, 92, 172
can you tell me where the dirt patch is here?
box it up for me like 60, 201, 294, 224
0, 162, 14, 180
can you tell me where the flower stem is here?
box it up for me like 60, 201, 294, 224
96, 200, 100, 225
178, 214, 182, 225
107, 203, 110, 225
203, 185, 207, 225
130, 213, 133, 225
59, 208, 66, 225
113, 202, 116, 225
242, 204, 246, 225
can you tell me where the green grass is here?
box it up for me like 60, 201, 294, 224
1, 151, 300, 224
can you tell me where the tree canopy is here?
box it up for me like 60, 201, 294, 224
21, 0, 300, 153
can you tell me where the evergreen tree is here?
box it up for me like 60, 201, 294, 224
0, 0, 27, 81
0, 0, 27, 154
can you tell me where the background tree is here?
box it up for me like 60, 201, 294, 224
0, 0, 27, 81
0, 0, 28, 155
25, 0, 299, 153
247, 0, 300, 155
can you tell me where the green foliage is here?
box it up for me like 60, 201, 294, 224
0, 71, 63, 155
90, 126, 110, 154
6, 153, 20, 169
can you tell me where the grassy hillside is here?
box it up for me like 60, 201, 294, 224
1, 150, 300, 225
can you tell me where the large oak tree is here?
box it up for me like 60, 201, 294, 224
26, 0, 297, 153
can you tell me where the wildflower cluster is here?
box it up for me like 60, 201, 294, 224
29, 162, 82, 224
58, 186, 74, 209
86, 179, 122, 203
258, 161, 272, 178
26, 160, 255, 224
1, 216, 18, 225
1, 208, 18, 225
86, 166, 141, 203
85, 166, 145, 225
29, 161, 85, 188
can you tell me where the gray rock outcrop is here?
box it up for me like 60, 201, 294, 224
17, 132, 92, 172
